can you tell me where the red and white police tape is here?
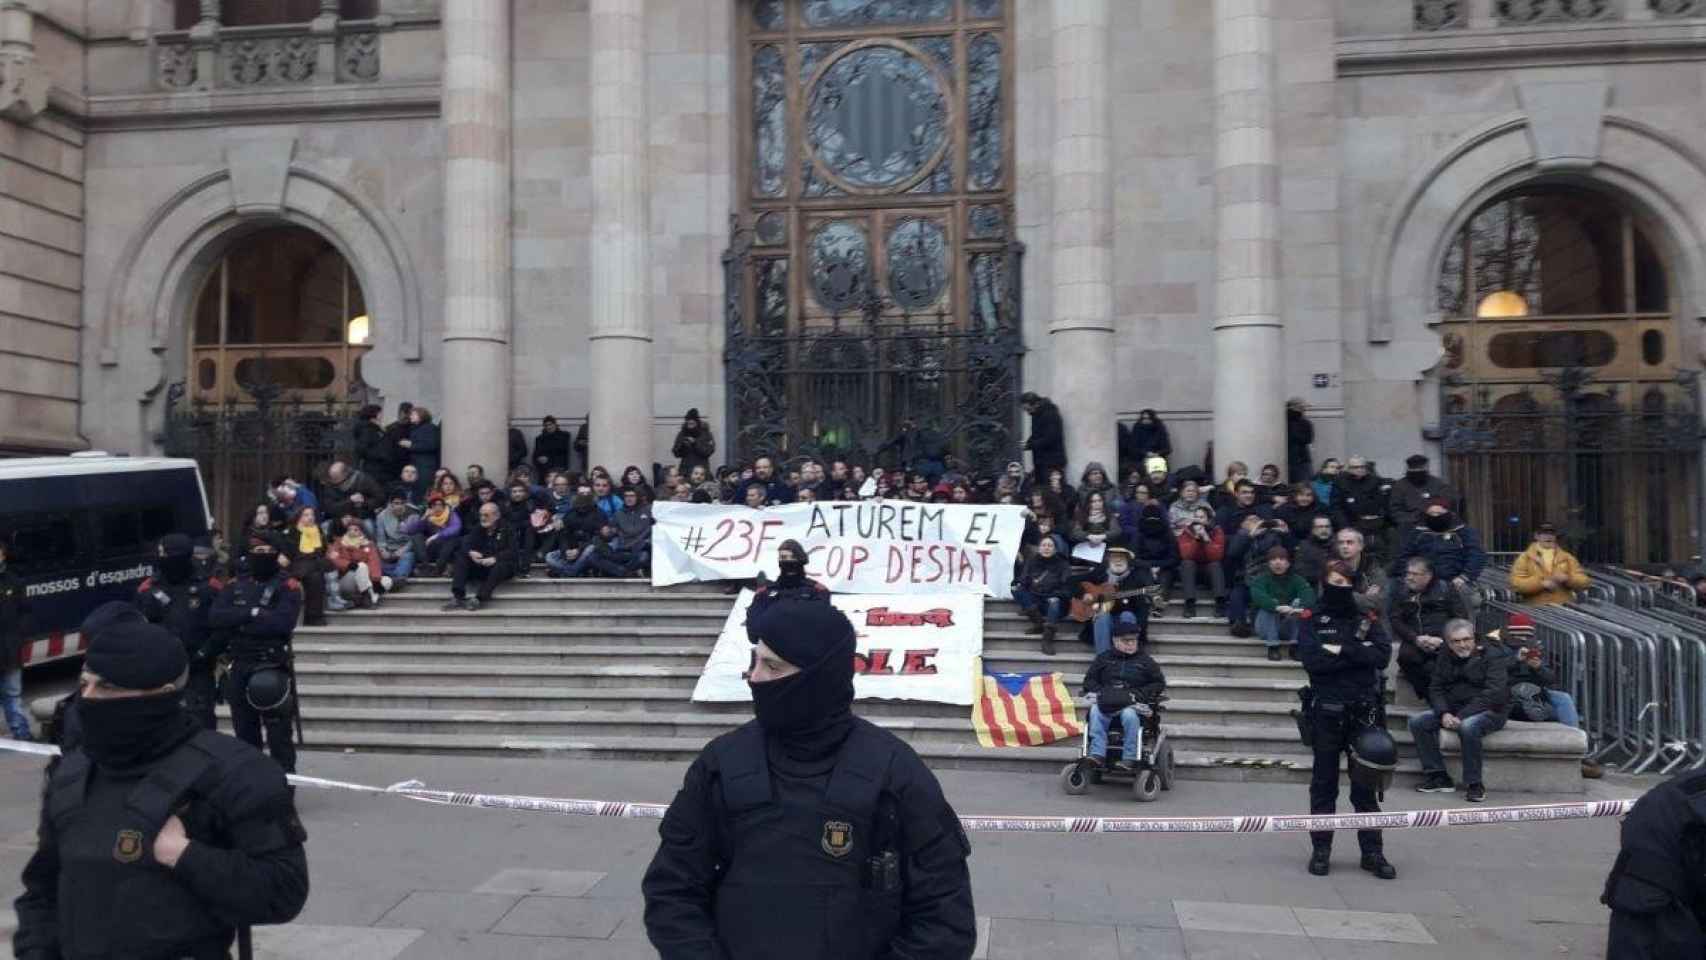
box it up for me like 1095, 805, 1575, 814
0, 739, 1636, 835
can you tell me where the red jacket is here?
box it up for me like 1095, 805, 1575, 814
1176, 527, 1225, 564
327, 538, 383, 580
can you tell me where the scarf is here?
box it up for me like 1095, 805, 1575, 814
296, 523, 322, 554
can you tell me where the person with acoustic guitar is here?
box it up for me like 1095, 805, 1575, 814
1072, 547, 1156, 655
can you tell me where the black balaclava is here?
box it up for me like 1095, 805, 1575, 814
748, 598, 856, 764
1320, 580, 1359, 616
1426, 512, 1454, 532
246, 547, 281, 581
157, 533, 196, 584
77, 614, 197, 769
1139, 503, 1168, 538
775, 539, 807, 587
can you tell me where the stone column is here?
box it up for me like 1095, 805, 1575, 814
1047, 0, 1115, 477
439, 0, 512, 475
587, 0, 653, 475
1211, 0, 1286, 477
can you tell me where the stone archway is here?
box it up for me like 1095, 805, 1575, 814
87, 138, 423, 454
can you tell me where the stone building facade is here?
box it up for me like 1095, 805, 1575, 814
3, 0, 1704, 560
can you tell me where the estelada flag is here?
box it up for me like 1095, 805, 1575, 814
972, 671, 1082, 747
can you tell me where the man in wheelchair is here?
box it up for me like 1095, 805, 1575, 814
1081, 621, 1167, 772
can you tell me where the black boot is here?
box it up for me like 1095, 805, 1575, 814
1182, 599, 1198, 620
1360, 852, 1397, 880
1024, 609, 1045, 636
1041, 623, 1057, 656
1308, 845, 1331, 877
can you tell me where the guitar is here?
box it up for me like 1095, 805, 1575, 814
1069, 583, 1161, 622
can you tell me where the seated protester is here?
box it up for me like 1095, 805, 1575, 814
1042, 468, 1078, 517
741, 480, 769, 510
1311, 458, 1342, 509
1070, 491, 1122, 555
443, 501, 517, 611
1142, 457, 1177, 504
902, 471, 932, 503
1127, 503, 1181, 599
457, 479, 500, 534
327, 511, 387, 608
404, 493, 463, 576
1390, 497, 1488, 611
1014, 535, 1073, 655
591, 472, 623, 517
948, 483, 974, 505
543, 483, 608, 577
1250, 545, 1315, 661
546, 472, 575, 518
1292, 515, 1337, 585
1274, 483, 1330, 537
1223, 514, 1263, 637
1074, 547, 1153, 655
1211, 461, 1250, 511
1215, 480, 1270, 538
1410, 618, 1509, 803
1025, 488, 1068, 528
1175, 504, 1227, 620
398, 463, 425, 504
375, 488, 418, 585
559, 520, 630, 579
431, 472, 465, 511
1509, 522, 1590, 606
1167, 480, 1211, 535
282, 505, 335, 623
1333, 527, 1386, 617
1499, 613, 1602, 779
1387, 556, 1464, 700
620, 464, 656, 504
609, 486, 655, 577
1118, 466, 1146, 506
501, 479, 548, 578
1080, 620, 1167, 772
1252, 463, 1285, 505
322, 459, 385, 532
1079, 461, 1120, 512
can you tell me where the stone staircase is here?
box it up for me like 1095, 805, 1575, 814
291, 578, 1590, 792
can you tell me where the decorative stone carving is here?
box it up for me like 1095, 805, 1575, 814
338, 31, 379, 82
1495, 0, 1612, 23
0, 58, 49, 121
1415, 0, 1466, 29
1651, 0, 1703, 15
156, 42, 197, 89
220, 35, 318, 86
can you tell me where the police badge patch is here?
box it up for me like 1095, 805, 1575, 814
821, 820, 853, 858
113, 829, 144, 863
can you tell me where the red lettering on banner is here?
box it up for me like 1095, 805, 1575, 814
853, 648, 895, 675
900, 649, 939, 675
865, 607, 957, 628
702, 518, 736, 558
977, 549, 992, 585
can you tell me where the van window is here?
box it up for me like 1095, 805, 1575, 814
96, 510, 144, 556
3, 515, 80, 575
140, 505, 177, 544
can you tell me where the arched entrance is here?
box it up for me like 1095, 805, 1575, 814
164, 225, 374, 534
1436, 184, 1700, 562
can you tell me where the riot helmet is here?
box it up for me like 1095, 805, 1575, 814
1348, 726, 1398, 797
244, 667, 294, 715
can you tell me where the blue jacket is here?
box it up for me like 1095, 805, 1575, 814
408, 421, 441, 478
1391, 523, 1488, 582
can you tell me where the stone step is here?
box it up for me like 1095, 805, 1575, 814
324, 610, 731, 629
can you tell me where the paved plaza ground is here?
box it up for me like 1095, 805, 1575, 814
0, 744, 1644, 959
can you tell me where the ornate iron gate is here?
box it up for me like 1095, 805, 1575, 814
161, 375, 359, 537
1440, 367, 1703, 564
723, 221, 1025, 474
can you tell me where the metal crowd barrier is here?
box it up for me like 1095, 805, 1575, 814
1471, 562, 1706, 776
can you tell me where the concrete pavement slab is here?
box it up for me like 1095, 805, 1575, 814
987, 917, 1121, 956
1116, 925, 1189, 959
1292, 907, 1435, 944
490, 895, 627, 938
473, 867, 606, 897
292, 883, 413, 928
394, 930, 652, 960
375, 891, 520, 933
1327, 882, 1465, 917
1181, 929, 1327, 959
1175, 900, 1306, 936
252, 924, 423, 960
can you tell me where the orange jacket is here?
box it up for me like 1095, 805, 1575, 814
327, 538, 383, 581
1509, 543, 1589, 605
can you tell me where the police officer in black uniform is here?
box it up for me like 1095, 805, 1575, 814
136, 533, 224, 731
643, 598, 977, 960
207, 534, 303, 774
1298, 560, 1398, 879
14, 603, 308, 959
1602, 767, 1706, 957
745, 539, 829, 642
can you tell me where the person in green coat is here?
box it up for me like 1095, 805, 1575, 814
1249, 545, 1315, 661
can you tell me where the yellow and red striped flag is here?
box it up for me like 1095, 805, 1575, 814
972, 671, 1082, 748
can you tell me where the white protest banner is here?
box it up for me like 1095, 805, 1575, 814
651, 501, 1027, 599
691, 590, 984, 705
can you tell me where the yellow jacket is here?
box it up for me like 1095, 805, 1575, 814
1509, 543, 1590, 605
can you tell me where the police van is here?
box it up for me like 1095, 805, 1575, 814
0, 454, 212, 666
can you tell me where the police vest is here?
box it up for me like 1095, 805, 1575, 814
1603, 770, 1706, 955
710, 720, 904, 960
144, 579, 216, 661
45, 732, 249, 958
